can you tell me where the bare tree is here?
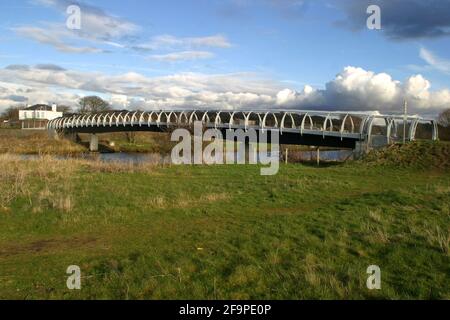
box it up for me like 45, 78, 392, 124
438, 109, 450, 127
78, 96, 111, 114
57, 105, 73, 114
1, 106, 20, 121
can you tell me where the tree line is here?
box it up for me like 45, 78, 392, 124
0, 96, 112, 121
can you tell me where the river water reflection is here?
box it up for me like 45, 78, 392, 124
21, 149, 353, 164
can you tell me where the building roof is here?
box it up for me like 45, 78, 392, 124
24, 104, 53, 111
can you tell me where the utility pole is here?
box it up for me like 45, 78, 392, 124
403, 99, 407, 144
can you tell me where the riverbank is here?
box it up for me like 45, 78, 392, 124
0, 129, 86, 155
0, 129, 175, 155
0, 128, 340, 159
0, 152, 448, 299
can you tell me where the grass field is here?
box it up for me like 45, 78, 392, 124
0, 145, 449, 299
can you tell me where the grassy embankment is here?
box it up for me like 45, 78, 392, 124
0, 129, 85, 155
0, 128, 325, 156
0, 141, 448, 299
0, 129, 175, 154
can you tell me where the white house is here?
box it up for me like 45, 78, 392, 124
19, 104, 63, 129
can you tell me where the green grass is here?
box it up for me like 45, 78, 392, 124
0, 155, 448, 299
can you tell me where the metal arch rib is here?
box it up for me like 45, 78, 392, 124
214, 111, 222, 129
339, 114, 355, 140
130, 111, 139, 126
300, 113, 313, 136
261, 111, 278, 133
148, 111, 157, 126
138, 111, 147, 127
322, 113, 334, 138
431, 120, 439, 141
243, 111, 262, 131
229, 111, 238, 130
280, 112, 295, 134
167, 111, 178, 126
201, 111, 210, 124
408, 118, 420, 141
189, 110, 199, 125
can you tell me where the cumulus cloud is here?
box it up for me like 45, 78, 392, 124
0, 81, 80, 109
338, 0, 450, 40
276, 85, 324, 107
0, 64, 449, 115
275, 66, 450, 114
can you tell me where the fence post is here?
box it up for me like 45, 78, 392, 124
316, 147, 320, 166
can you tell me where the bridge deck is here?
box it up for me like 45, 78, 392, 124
47, 109, 438, 149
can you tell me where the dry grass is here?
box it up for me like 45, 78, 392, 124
304, 254, 321, 287
425, 226, 449, 254
0, 151, 175, 220
362, 141, 450, 169
0, 154, 78, 211
144, 193, 230, 210
0, 153, 163, 211
82, 158, 163, 173
0, 129, 85, 155
368, 208, 383, 223
362, 220, 390, 244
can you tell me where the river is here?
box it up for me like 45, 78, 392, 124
21, 149, 353, 164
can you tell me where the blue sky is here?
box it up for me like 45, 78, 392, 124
0, 0, 449, 114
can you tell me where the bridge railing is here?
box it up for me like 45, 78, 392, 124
47, 109, 439, 145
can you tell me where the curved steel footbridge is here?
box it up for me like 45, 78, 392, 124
48, 109, 439, 151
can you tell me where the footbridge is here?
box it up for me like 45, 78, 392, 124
47, 109, 439, 151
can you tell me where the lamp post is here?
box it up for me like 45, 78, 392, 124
403, 99, 407, 144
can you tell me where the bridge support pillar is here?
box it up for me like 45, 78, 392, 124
89, 134, 99, 152
353, 141, 366, 159
48, 129, 60, 140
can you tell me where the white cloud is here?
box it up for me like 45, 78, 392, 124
149, 51, 214, 62
0, 64, 449, 115
419, 48, 450, 74
275, 66, 450, 114
276, 86, 323, 107
110, 94, 130, 108
14, 26, 105, 53
0, 81, 80, 109
17, 1, 232, 59
36, 0, 140, 41
15, 0, 140, 53
134, 34, 232, 52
